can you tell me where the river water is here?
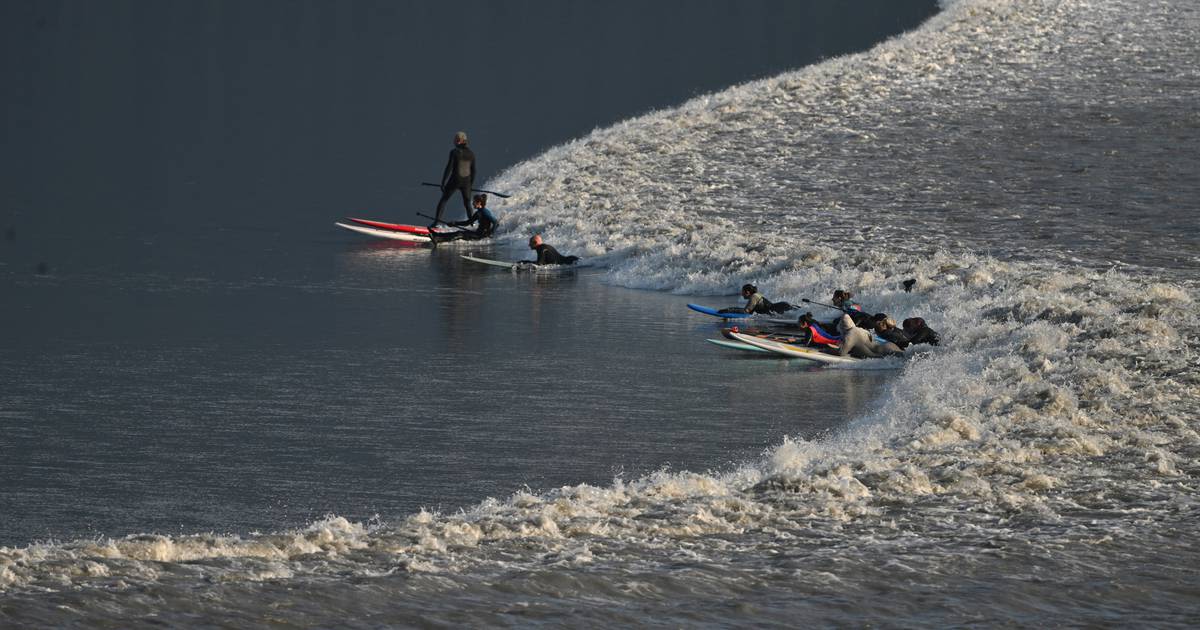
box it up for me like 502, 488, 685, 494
3, 0, 1200, 627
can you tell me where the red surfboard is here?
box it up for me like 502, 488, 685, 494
346, 218, 431, 235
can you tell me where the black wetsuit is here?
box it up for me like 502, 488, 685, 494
902, 319, 941, 346
532, 244, 578, 265
877, 327, 911, 350
430, 207, 497, 243
472, 213, 496, 239
434, 144, 476, 224
824, 311, 872, 333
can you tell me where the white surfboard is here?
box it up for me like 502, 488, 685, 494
705, 338, 772, 353
727, 332, 861, 365
335, 222, 431, 243
460, 254, 581, 272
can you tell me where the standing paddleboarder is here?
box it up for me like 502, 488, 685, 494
431, 131, 476, 227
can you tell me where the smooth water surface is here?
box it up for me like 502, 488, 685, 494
0, 231, 891, 546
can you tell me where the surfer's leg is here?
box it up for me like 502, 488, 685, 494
458, 185, 474, 221
876, 341, 903, 356
433, 186, 456, 225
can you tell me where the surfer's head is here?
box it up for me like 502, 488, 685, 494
741, 284, 757, 297
797, 312, 815, 328
832, 289, 852, 306
454, 131, 468, 145
529, 234, 543, 249
473, 194, 487, 208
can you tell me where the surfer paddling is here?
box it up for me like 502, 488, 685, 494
524, 234, 578, 266
431, 131, 476, 228
719, 284, 795, 315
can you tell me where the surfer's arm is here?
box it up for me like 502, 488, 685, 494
441, 150, 454, 187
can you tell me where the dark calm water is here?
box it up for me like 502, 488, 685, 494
0, 232, 892, 545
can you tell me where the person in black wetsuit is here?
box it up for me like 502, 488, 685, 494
461, 194, 497, 237
719, 284, 794, 315
432, 131, 476, 227
824, 289, 871, 331
902, 317, 941, 346
872, 315, 910, 352
525, 234, 578, 265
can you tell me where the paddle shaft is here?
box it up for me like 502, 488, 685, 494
421, 182, 511, 198
415, 212, 447, 225
801, 298, 849, 312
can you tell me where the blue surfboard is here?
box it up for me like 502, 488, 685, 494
687, 303, 753, 319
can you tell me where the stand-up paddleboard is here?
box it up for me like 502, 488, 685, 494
346, 217, 431, 235
336, 218, 472, 243
460, 254, 581, 272
335, 221, 431, 242
728, 332, 861, 365
687, 304, 754, 320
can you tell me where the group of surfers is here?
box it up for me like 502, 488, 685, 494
426, 131, 577, 266
426, 131, 941, 356
724, 285, 941, 360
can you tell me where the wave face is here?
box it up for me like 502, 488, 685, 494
4, 0, 1199, 625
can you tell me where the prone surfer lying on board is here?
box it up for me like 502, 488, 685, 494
522, 234, 579, 266
794, 312, 841, 347
719, 284, 795, 315
832, 289, 863, 312
820, 289, 874, 331
758, 312, 841, 348
902, 317, 941, 346
838, 313, 903, 358
865, 312, 940, 348
872, 315, 911, 350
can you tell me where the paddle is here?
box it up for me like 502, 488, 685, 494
801, 298, 850, 313
415, 212, 449, 226
420, 182, 512, 198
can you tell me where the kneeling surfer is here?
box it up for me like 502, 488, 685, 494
451, 194, 498, 238
429, 194, 499, 245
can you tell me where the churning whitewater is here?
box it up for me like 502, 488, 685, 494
3, 0, 1198, 624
